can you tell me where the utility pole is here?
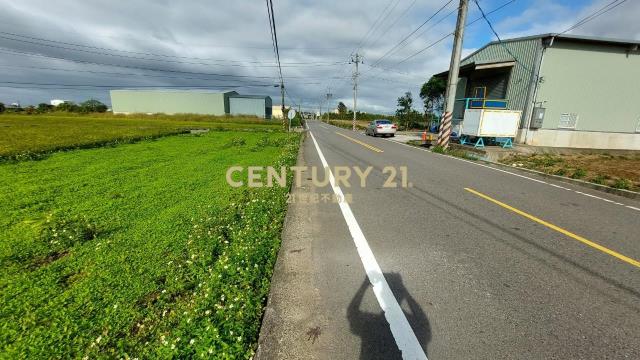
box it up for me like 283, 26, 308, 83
325, 92, 332, 122
438, 0, 468, 148
350, 53, 362, 131
280, 83, 287, 130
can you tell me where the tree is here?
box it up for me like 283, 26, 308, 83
56, 102, 79, 112
37, 103, 53, 113
0, 102, 4, 113
419, 76, 446, 125
337, 101, 348, 115
79, 99, 108, 113
395, 92, 414, 130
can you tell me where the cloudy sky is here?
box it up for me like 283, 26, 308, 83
0, 0, 638, 113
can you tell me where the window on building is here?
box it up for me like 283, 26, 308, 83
558, 113, 578, 129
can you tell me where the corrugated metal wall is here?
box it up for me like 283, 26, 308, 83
460, 38, 541, 119
110, 90, 230, 115
535, 40, 640, 133
229, 97, 268, 118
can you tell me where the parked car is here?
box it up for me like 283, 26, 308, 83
365, 119, 397, 137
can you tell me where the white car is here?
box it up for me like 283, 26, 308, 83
365, 119, 397, 137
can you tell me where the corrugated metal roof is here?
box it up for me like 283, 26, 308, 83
459, 37, 540, 118
465, 33, 639, 60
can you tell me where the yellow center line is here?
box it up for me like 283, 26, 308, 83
464, 187, 640, 268
335, 132, 384, 153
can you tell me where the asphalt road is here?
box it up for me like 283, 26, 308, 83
257, 120, 640, 360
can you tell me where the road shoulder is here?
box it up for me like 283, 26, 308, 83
255, 133, 325, 359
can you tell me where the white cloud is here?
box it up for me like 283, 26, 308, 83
0, 0, 637, 113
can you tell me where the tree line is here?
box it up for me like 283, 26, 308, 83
324, 75, 446, 130
0, 99, 108, 114
395, 76, 446, 131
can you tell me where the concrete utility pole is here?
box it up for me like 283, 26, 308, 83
350, 53, 362, 131
280, 83, 286, 130
438, 0, 469, 148
326, 92, 332, 122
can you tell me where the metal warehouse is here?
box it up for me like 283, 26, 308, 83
110, 90, 272, 119
436, 34, 640, 150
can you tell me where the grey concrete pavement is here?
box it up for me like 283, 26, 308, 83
257, 120, 640, 359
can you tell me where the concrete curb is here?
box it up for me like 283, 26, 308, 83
393, 139, 640, 201
481, 160, 640, 200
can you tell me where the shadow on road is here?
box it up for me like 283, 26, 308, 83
347, 273, 431, 360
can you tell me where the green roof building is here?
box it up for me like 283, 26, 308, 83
436, 34, 640, 150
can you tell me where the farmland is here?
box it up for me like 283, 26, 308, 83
0, 113, 281, 160
0, 114, 299, 358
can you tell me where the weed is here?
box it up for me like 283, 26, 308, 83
570, 168, 587, 179
554, 168, 567, 176
612, 178, 632, 190
223, 137, 247, 148
589, 175, 607, 185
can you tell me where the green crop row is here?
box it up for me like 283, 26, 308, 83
0, 130, 300, 358
0, 113, 281, 161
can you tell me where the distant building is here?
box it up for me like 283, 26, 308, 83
229, 94, 272, 118
435, 34, 640, 150
272, 105, 291, 119
50, 99, 68, 106
109, 90, 272, 119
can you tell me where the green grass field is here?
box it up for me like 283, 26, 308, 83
0, 113, 281, 160
0, 115, 299, 358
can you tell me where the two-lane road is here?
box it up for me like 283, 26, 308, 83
258, 120, 640, 359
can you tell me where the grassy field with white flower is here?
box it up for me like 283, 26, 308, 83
0, 128, 299, 358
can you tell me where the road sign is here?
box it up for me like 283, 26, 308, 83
288, 109, 296, 120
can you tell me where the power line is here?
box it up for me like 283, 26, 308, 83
320, 0, 404, 105
0, 34, 345, 68
267, 0, 284, 84
385, 0, 517, 68
0, 30, 345, 66
0, 63, 333, 85
0, 47, 284, 80
369, 0, 455, 68
366, 0, 421, 52
471, 0, 532, 72
0, 81, 281, 89
375, 5, 458, 65
558, 0, 628, 35
356, 0, 403, 53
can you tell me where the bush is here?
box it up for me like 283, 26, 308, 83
0, 102, 5, 113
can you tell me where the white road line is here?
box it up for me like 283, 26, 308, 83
574, 191, 625, 205
309, 131, 427, 360
383, 138, 639, 211
548, 183, 572, 191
